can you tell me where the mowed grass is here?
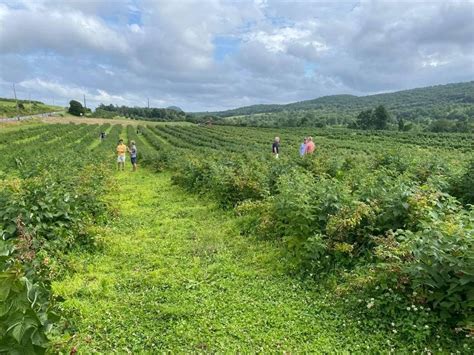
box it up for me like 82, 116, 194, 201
52, 169, 434, 352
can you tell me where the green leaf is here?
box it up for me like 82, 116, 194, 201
0, 272, 15, 301
8, 314, 39, 343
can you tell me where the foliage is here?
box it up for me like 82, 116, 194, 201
137, 123, 473, 337
398, 207, 473, 326
450, 157, 474, 206
0, 123, 116, 351
68, 100, 85, 116
191, 81, 474, 131
0, 98, 62, 118
93, 104, 187, 122
1, 121, 472, 352
350, 105, 391, 130
52, 170, 471, 353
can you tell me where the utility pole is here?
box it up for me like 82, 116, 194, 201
28, 92, 31, 113
147, 97, 150, 109
12, 83, 19, 117
83, 94, 87, 109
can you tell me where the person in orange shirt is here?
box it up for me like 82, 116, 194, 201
116, 139, 127, 171
305, 136, 316, 154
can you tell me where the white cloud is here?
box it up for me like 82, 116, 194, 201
244, 26, 327, 54
18, 78, 143, 107
0, 6, 129, 55
0, 0, 473, 111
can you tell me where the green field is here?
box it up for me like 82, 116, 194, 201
0, 98, 63, 118
0, 123, 472, 353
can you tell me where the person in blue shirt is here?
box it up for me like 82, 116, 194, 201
128, 140, 138, 172
272, 137, 280, 159
300, 137, 307, 157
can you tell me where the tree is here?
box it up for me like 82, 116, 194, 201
398, 118, 405, 131
355, 109, 374, 129
428, 119, 454, 132
68, 100, 85, 116
373, 105, 390, 130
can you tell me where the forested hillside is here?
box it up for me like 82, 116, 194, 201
193, 81, 474, 130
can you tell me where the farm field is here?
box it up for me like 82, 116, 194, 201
38, 115, 194, 126
0, 122, 472, 353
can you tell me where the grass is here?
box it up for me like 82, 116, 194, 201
52, 169, 469, 352
0, 121, 44, 131
0, 98, 62, 118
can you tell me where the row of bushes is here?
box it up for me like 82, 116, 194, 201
140, 134, 473, 338
0, 124, 121, 352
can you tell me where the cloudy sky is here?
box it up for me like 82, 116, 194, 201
0, 0, 473, 111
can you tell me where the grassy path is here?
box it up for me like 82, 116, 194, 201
53, 169, 397, 352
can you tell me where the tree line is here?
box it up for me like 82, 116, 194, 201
68, 101, 187, 122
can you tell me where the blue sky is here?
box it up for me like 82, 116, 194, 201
213, 36, 241, 62
0, 0, 473, 111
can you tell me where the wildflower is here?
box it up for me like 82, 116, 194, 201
392, 329, 397, 334
406, 307, 411, 311
367, 301, 374, 309
391, 322, 395, 327
425, 325, 429, 329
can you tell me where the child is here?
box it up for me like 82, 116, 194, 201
272, 136, 280, 159
129, 140, 138, 172
116, 139, 127, 171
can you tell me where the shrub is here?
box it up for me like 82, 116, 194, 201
375, 197, 474, 328
450, 158, 474, 205
68, 100, 85, 116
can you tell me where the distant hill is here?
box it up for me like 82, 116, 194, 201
0, 98, 62, 118
195, 81, 474, 120
166, 106, 184, 112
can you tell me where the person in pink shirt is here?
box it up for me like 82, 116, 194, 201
305, 136, 315, 154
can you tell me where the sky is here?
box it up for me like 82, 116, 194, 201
0, 0, 473, 111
